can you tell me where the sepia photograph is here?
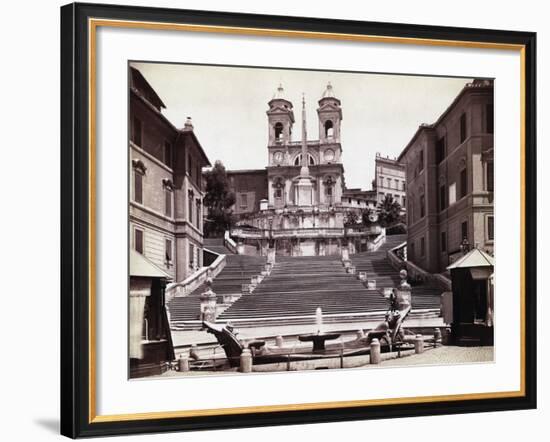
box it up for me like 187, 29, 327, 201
128, 61, 495, 379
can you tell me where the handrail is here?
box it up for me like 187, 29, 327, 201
386, 242, 451, 291
165, 253, 226, 301
224, 230, 238, 254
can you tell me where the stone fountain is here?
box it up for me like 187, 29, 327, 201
298, 307, 341, 352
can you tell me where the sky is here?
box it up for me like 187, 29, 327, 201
131, 61, 470, 189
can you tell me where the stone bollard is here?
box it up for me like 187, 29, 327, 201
356, 329, 365, 339
358, 271, 367, 282
442, 327, 452, 345
367, 280, 377, 289
178, 353, 190, 372
349, 266, 356, 275
414, 334, 424, 354
370, 338, 381, 364
239, 348, 252, 373
275, 335, 284, 347
433, 328, 442, 348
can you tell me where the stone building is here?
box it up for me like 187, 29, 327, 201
129, 66, 211, 282
398, 79, 494, 273
227, 83, 382, 256
373, 152, 407, 209
341, 188, 377, 211
227, 169, 268, 216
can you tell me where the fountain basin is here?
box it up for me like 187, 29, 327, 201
298, 333, 341, 352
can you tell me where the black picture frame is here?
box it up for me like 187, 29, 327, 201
60, 2, 537, 438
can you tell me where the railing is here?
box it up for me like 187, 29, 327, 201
224, 230, 238, 254
345, 225, 383, 236
386, 242, 451, 291
230, 227, 266, 239
271, 227, 345, 238
368, 228, 386, 251
165, 253, 226, 301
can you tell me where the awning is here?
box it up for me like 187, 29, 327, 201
447, 248, 494, 270
129, 249, 172, 279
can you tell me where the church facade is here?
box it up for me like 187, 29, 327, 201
227, 84, 381, 257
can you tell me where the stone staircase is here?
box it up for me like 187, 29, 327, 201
203, 237, 234, 255
168, 254, 267, 329
214, 234, 442, 328
351, 234, 443, 311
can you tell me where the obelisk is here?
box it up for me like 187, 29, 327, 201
295, 94, 314, 206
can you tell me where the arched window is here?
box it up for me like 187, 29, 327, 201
324, 120, 334, 138
294, 153, 315, 166
274, 122, 284, 141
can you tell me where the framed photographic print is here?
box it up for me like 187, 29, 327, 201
60, 2, 537, 438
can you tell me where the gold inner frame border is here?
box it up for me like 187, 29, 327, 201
87, 17, 527, 424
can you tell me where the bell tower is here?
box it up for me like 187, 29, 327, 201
267, 84, 295, 146
317, 82, 342, 144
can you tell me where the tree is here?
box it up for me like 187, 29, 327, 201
361, 208, 376, 226
344, 210, 360, 227
377, 194, 402, 227
203, 160, 236, 238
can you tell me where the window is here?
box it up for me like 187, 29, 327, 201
449, 183, 457, 206
163, 141, 172, 167
294, 153, 315, 166
460, 167, 468, 198
487, 216, 494, 241
436, 136, 445, 164
189, 243, 194, 268
324, 120, 334, 138
487, 162, 494, 192
240, 193, 248, 209
420, 237, 425, 257
441, 231, 447, 253
486, 103, 494, 134
165, 238, 172, 264
134, 229, 143, 254
420, 194, 425, 218
394, 179, 399, 189
275, 188, 282, 198
188, 191, 194, 225
164, 188, 172, 217
274, 122, 283, 141
419, 149, 424, 172
134, 170, 143, 204
439, 184, 446, 211
387, 178, 392, 189
379, 176, 383, 187
402, 181, 406, 191
461, 221, 468, 242
196, 199, 201, 228
132, 117, 142, 146
460, 112, 467, 143
402, 196, 406, 207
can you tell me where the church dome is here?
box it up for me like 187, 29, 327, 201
272, 83, 286, 100
321, 82, 336, 98
319, 82, 341, 106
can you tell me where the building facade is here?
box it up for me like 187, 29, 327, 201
373, 152, 407, 209
129, 67, 211, 282
398, 79, 494, 273
341, 188, 377, 211
227, 169, 269, 216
